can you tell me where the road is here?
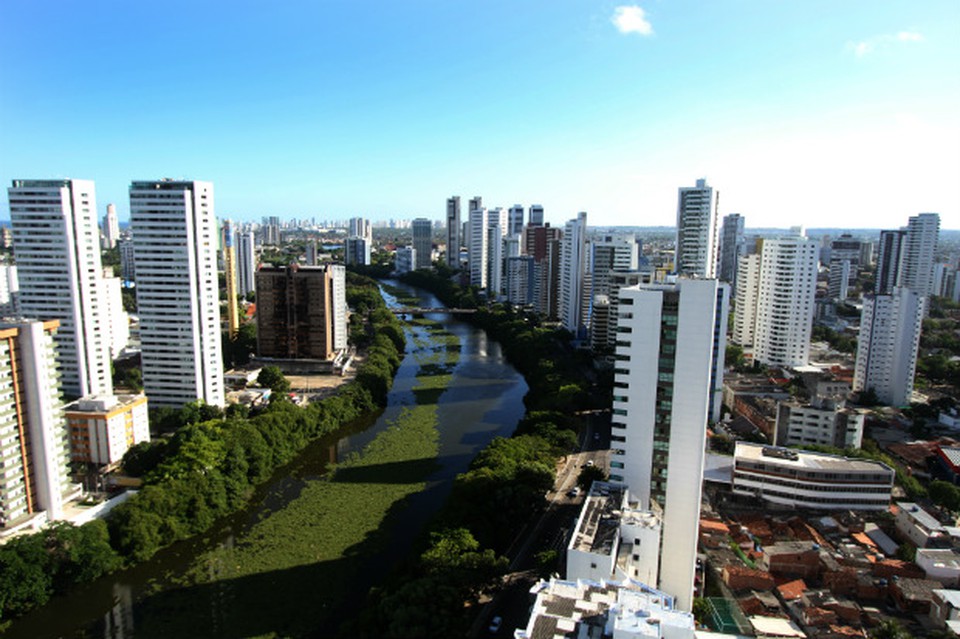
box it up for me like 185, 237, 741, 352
470, 410, 611, 638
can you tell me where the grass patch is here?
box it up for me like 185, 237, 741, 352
132, 316, 463, 638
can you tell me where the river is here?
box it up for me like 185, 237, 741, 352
6, 281, 528, 638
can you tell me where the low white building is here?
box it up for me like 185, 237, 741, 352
732, 442, 894, 511
916, 549, 960, 586
567, 482, 661, 587
896, 502, 947, 548
395, 246, 416, 275
515, 577, 694, 639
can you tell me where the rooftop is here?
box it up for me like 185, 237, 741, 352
571, 483, 658, 555
940, 446, 960, 469
896, 502, 944, 532
735, 442, 893, 475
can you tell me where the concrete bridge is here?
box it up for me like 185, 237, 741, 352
390, 307, 477, 315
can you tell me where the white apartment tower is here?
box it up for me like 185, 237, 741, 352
0, 320, 79, 532
0, 265, 19, 316
130, 180, 224, 408
468, 208, 489, 289
611, 279, 721, 611
102, 203, 120, 249
446, 196, 461, 268
411, 218, 432, 270
734, 231, 818, 368
560, 212, 588, 335
468, 207, 507, 292
854, 287, 924, 406
8, 179, 113, 398
236, 231, 257, 296
900, 213, 940, 299
675, 179, 719, 278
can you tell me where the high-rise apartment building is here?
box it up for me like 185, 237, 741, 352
505, 256, 536, 306
395, 246, 416, 275
734, 231, 818, 368
344, 236, 371, 266
101, 271, 129, 358
718, 213, 744, 291
130, 179, 224, 408
508, 204, 525, 237
0, 320, 80, 533
256, 264, 347, 360
560, 212, 588, 335
528, 204, 544, 228
589, 234, 638, 298
236, 231, 257, 296
875, 214, 940, 300
262, 216, 281, 246
611, 279, 721, 611
102, 203, 120, 249
468, 207, 507, 292
853, 287, 924, 406
8, 179, 113, 398
674, 179, 719, 278
900, 213, 940, 299
523, 224, 562, 319
827, 234, 864, 301
446, 196, 461, 268
412, 218, 433, 270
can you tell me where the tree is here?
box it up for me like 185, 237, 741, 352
576, 465, 609, 490
869, 619, 909, 639
257, 366, 291, 394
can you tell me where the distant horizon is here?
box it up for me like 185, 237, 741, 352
2, 2, 958, 229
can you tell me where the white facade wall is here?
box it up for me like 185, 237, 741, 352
528, 204, 544, 227
733, 253, 761, 348
508, 204, 525, 237
236, 231, 257, 296
900, 213, 940, 298
506, 256, 535, 306
560, 212, 588, 334
774, 403, 865, 449
8, 179, 113, 398
854, 287, 923, 406
612, 279, 719, 611
395, 247, 416, 274
752, 234, 819, 367
328, 264, 348, 351
102, 203, 120, 249
468, 208, 488, 289
344, 236, 371, 266
130, 180, 224, 408
101, 275, 129, 358
0, 265, 18, 316
675, 179, 718, 278
917, 550, 960, 587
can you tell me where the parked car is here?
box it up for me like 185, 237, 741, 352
567, 487, 581, 498
489, 615, 503, 633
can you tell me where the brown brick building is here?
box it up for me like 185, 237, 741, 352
256, 265, 346, 361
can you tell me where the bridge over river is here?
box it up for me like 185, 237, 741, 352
390, 307, 477, 315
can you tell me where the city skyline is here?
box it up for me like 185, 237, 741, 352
1, 2, 958, 229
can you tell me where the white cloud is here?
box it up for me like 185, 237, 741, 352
612, 6, 653, 36
896, 31, 924, 42
847, 30, 924, 57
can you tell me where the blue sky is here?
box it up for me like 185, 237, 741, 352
1, 1, 958, 229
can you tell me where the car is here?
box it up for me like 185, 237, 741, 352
585, 460, 595, 467
567, 487, 581, 498
489, 615, 502, 633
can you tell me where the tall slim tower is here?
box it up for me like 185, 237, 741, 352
718, 213, 744, 291
412, 218, 433, 270
130, 180, 224, 408
223, 220, 240, 339
559, 212, 588, 335
236, 231, 257, 297
875, 229, 906, 295
899, 213, 940, 299
675, 179, 719, 278
611, 279, 721, 611
446, 196, 461, 268
102, 203, 120, 249
854, 287, 924, 406
8, 179, 113, 398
